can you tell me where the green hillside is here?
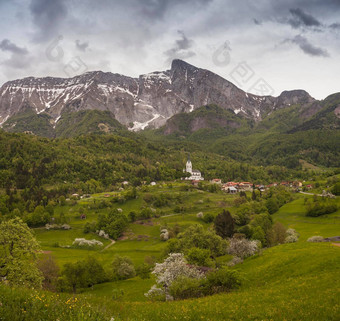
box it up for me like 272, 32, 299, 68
2, 105, 55, 138
0, 184, 339, 320
55, 110, 126, 138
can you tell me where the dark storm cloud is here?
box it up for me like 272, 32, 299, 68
75, 40, 89, 52
164, 30, 196, 64
138, 0, 212, 19
29, 0, 68, 42
329, 22, 340, 29
285, 35, 330, 57
0, 40, 31, 70
0, 39, 28, 55
288, 8, 322, 28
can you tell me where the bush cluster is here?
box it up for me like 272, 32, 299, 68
227, 236, 259, 258
306, 199, 337, 217
307, 235, 324, 242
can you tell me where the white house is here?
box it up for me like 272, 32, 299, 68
228, 186, 237, 194
184, 156, 204, 181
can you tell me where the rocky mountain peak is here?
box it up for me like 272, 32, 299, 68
0, 59, 316, 131
277, 90, 314, 106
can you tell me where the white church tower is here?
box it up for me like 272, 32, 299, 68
186, 156, 193, 174
184, 154, 204, 181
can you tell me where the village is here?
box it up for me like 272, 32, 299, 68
184, 156, 308, 193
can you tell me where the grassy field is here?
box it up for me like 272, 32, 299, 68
12, 183, 337, 320
92, 242, 340, 321
273, 196, 340, 241
2, 241, 339, 320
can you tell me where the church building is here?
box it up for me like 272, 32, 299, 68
184, 156, 204, 181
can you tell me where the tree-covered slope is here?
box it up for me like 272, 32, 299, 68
0, 129, 311, 190
160, 104, 252, 138
2, 104, 55, 138
289, 92, 340, 132
55, 110, 127, 138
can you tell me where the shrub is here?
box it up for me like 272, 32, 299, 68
61, 257, 106, 293
160, 229, 169, 241
203, 213, 215, 223
25, 205, 50, 227
306, 200, 337, 217
72, 238, 103, 247
37, 254, 59, 291
112, 288, 124, 300
251, 226, 266, 247
265, 198, 279, 214
165, 224, 227, 258
186, 247, 214, 267
196, 212, 204, 219
145, 253, 203, 301
145, 285, 166, 301
285, 228, 299, 243
97, 229, 110, 239
266, 222, 287, 246
307, 235, 324, 242
227, 256, 244, 266
227, 236, 259, 258
331, 182, 340, 195
83, 222, 96, 234
111, 256, 136, 280
136, 263, 151, 279
205, 267, 241, 294
285, 234, 299, 243
169, 276, 204, 300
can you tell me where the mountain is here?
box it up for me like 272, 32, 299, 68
160, 104, 252, 137
288, 92, 340, 133
0, 59, 318, 135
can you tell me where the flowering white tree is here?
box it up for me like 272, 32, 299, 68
285, 228, 299, 243
160, 229, 169, 241
307, 235, 324, 242
145, 253, 203, 301
72, 238, 103, 247
227, 237, 259, 258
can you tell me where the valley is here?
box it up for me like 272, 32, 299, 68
0, 180, 339, 320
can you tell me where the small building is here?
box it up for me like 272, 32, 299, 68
228, 186, 237, 194
225, 182, 238, 187
238, 182, 252, 191
210, 179, 222, 185
258, 185, 266, 192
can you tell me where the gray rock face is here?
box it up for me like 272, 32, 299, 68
0, 59, 316, 130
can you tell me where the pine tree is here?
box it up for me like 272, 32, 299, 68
214, 210, 234, 239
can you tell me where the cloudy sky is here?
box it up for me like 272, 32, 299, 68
0, 0, 339, 99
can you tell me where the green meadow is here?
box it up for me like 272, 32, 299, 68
1, 184, 339, 320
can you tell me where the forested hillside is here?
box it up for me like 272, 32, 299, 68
0, 129, 309, 191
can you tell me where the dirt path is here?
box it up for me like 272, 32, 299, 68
299, 191, 337, 198
101, 239, 116, 251
161, 213, 181, 218
332, 243, 340, 248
